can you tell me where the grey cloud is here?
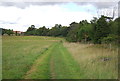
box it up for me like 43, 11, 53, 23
0, 20, 17, 24
119, 1, 120, 17
92, 2, 118, 9
0, 2, 65, 9
0, 1, 119, 9
76, 2, 118, 9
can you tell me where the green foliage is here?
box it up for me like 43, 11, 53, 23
66, 22, 79, 42
114, 17, 120, 45
2, 28, 13, 36
77, 20, 92, 42
2, 29, 6, 35
93, 16, 110, 44
48, 24, 62, 36
25, 25, 37, 35
4, 15, 118, 44
25, 24, 69, 37
102, 34, 118, 44
37, 26, 49, 36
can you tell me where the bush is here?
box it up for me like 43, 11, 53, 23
102, 34, 118, 44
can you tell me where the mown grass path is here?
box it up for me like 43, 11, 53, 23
3, 36, 56, 79
24, 42, 82, 79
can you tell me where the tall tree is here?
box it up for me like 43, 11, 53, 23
25, 25, 37, 35
78, 21, 92, 42
94, 15, 110, 44
66, 22, 79, 42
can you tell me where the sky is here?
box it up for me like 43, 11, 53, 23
0, 1, 119, 32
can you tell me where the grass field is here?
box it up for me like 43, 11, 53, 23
2, 36, 118, 79
64, 42, 118, 79
2, 36, 62, 79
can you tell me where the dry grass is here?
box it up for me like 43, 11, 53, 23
63, 42, 118, 79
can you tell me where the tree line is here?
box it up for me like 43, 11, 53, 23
25, 15, 119, 44
2, 29, 14, 36
2, 15, 120, 44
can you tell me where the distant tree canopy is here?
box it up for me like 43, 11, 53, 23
2, 29, 14, 36
25, 25, 37, 35
25, 24, 69, 37
14, 15, 120, 44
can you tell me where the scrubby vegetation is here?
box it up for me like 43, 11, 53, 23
64, 42, 118, 79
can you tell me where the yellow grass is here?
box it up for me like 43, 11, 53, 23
63, 42, 118, 79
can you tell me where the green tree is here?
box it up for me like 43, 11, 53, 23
6, 29, 14, 36
60, 26, 69, 37
48, 24, 62, 37
66, 22, 79, 42
41, 26, 49, 36
2, 29, 6, 35
93, 15, 110, 44
77, 20, 92, 43
25, 25, 37, 35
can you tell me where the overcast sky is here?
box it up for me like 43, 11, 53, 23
0, 1, 119, 32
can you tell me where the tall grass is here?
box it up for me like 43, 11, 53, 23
64, 42, 118, 79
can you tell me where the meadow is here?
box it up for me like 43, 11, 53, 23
64, 42, 118, 79
2, 36, 118, 79
2, 36, 62, 79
